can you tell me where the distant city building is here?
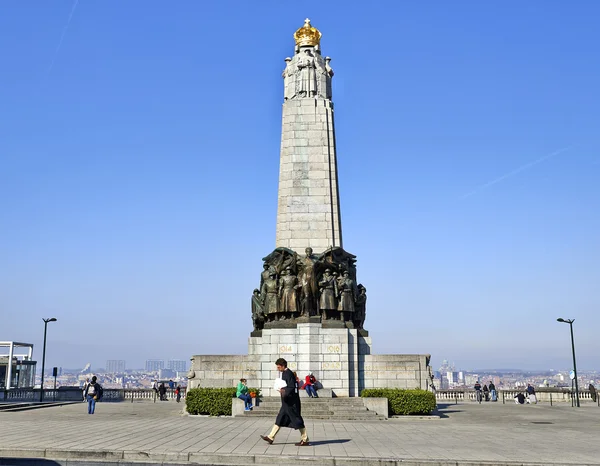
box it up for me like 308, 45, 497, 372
106, 360, 126, 373
159, 368, 176, 380
446, 371, 460, 388
167, 360, 187, 372
465, 374, 479, 386
145, 359, 164, 372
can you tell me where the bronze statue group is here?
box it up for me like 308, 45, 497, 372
252, 247, 367, 331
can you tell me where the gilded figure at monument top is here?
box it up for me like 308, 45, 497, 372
294, 18, 322, 47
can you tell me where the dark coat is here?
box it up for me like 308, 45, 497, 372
275, 368, 305, 429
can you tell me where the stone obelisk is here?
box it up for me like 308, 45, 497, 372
275, 19, 342, 252
188, 20, 432, 401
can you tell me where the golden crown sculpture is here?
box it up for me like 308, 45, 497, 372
294, 18, 322, 47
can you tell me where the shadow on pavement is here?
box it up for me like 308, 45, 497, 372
0, 459, 62, 466
434, 404, 463, 418
307, 439, 351, 446
436, 403, 459, 409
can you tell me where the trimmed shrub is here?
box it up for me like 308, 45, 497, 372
186, 387, 262, 416
361, 389, 436, 415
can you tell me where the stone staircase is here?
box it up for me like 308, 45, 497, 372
237, 397, 386, 421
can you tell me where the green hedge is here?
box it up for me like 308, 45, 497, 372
361, 389, 436, 415
186, 387, 261, 416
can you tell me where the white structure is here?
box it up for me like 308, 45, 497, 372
0, 342, 35, 389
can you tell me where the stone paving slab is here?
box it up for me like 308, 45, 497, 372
0, 400, 598, 465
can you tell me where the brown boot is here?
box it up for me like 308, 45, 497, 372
260, 435, 273, 445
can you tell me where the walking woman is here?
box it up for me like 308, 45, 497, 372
260, 358, 309, 446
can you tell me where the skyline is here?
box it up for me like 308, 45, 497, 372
1, 1, 599, 371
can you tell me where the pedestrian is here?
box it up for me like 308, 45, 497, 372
514, 392, 526, 404
474, 381, 482, 403
169, 379, 175, 396
260, 358, 309, 446
82, 377, 90, 402
175, 385, 181, 403
159, 382, 167, 401
83, 376, 103, 414
488, 381, 497, 402
483, 384, 490, 402
304, 372, 318, 398
526, 384, 537, 404
237, 378, 253, 411
589, 383, 597, 402
151, 379, 158, 399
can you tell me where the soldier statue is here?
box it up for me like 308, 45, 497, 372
251, 288, 265, 331
354, 284, 367, 329
337, 271, 356, 322
261, 272, 279, 322
298, 247, 318, 317
318, 268, 338, 320
279, 267, 299, 318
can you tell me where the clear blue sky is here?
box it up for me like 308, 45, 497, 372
1, 1, 598, 372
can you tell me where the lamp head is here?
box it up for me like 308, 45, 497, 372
557, 318, 565, 323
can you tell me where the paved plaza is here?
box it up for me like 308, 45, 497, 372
0, 400, 598, 465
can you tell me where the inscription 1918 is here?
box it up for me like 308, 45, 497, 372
322, 362, 341, 370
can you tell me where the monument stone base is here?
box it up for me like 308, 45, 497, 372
188, 324, 431, 397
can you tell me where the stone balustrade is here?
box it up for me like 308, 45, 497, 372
0, 387, 186, 403
435, 388, 599, 404
123, 388, 186, 402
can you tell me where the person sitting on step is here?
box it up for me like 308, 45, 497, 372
304, 372, 318, 398
237, 378, 253, 411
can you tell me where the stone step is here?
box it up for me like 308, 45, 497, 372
258, 398, 367, 405
256, 402, 368, 409
247, 407, 380, 413
240, 397, 385, 421
253, 407, 379, 413
239, 396, 387, 421
249, 406, 378, 411
239, 411, 385, 420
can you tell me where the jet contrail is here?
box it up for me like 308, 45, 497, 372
46, 0, 80, 76
460, 146, 571, 200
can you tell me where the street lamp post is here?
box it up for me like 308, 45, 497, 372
557, 318, 579, 408
40, 318, 57, 402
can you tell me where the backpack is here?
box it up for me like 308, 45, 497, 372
95, 383, 104, 400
